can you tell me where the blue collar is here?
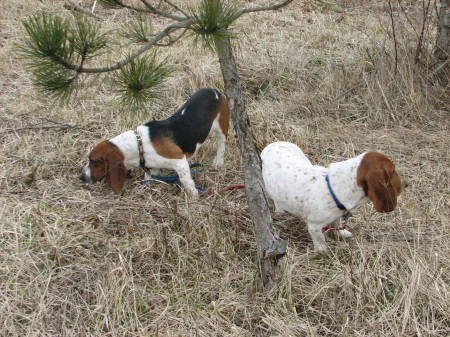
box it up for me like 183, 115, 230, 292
325, 175, 346, 211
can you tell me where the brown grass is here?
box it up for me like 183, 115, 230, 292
1, 0, 449, 336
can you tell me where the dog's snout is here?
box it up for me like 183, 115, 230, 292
79, 172, 86, 181
402, 179, 408, 190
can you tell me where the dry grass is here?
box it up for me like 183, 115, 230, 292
1, 0, 449, 336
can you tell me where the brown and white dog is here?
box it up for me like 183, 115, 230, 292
261, 142, 405, 252
79, 88, 229, 196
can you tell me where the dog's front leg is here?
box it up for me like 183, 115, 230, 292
174, 159, 198, 197
307, 222, 327, 252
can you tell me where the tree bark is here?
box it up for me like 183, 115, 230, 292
435, 0, 450, 61
214, 36, 286, 290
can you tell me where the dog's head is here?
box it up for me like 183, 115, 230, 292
79, 140, 127, 195
357, 152, 405, 213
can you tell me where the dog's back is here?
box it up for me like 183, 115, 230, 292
261, 142, 329, 219
261, 141, 311, 168
145, 88, 225, 155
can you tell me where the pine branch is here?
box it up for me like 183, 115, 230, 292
57, 21, 189, 74
66, 0, 295, 73
100, 0, 150, 13
112, 53, 172, 110
189, 0, 240, 50
163, 0, 190, 18
122, 16, 154, 43
21, 0, 295, 107
140, 0, 187, 21
155, 28, 188, 47
229, 0, 295, 22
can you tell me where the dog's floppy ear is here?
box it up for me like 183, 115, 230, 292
365, 168, 397, 212
358, 152, 402, 213
105, 150, 127, 195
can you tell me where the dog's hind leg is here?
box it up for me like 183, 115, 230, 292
274, 201, 285, 213
211, 102, 229, 168
212, 131, 226, 167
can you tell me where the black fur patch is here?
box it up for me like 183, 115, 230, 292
145, 88, 221, 154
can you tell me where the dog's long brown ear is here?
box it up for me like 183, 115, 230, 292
358, 152, 401, 213
366, 168, 397, 212
105, 151, 127, 195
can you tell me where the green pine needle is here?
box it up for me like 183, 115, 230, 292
72, 14, 108, 57
20, 12, 109, 104
34, 67, 78, 104
121, 16, 153, 44
20, 13, 78, 103
113, 54, 172, 110
21, 13, 75, 65
189, 0, 239, 50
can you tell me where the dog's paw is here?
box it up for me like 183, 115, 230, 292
274, 203, 285, 213
188, 187, 199, 198
313, 243, 328, 252
144, 169, 161, 180
212, 158, 224, 168
338, 229, 353, 238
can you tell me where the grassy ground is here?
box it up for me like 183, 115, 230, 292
0, 0, 448, 336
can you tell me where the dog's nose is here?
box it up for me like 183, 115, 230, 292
79, 173, 86, 181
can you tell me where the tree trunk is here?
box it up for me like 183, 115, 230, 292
214, 36, 286, 290
435, 0, 450, 61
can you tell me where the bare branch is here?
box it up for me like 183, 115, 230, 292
110, 0, 152, 13
163, 0, 189, 18
320, 80, 366, 111
154, 28, 188, 47
140, 0, 187, 21
229, 0, 295, 22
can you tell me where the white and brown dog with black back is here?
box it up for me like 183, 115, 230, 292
79, 88, 229, 196
261, 142, 405, 252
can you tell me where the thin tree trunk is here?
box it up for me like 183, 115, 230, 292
435, 0, 450, 61
214, 36, 286, 290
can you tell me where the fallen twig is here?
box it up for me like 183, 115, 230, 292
376, 78, 396, 121
2, 123, 77, 134
321, 81, 366, 111
64, 0, 99, 19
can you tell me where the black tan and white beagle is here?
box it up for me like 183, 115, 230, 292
79, 88, 230, 196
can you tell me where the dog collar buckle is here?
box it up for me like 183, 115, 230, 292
134, 130, 147, 170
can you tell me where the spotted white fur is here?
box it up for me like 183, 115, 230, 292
261, 141, 369, 252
